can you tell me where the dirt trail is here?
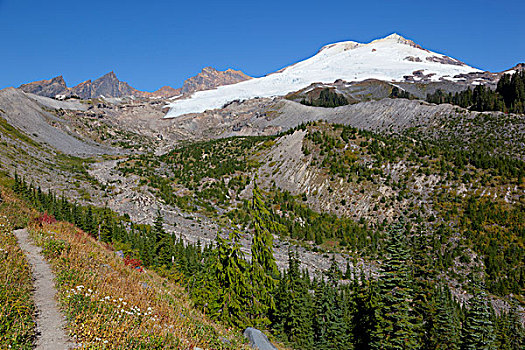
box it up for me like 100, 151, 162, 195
14, 229, 75, 349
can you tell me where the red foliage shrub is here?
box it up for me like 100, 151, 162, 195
124, 256, 143, 272
34, 212, 57, 225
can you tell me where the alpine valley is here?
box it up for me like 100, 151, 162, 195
1, 33, 524, 349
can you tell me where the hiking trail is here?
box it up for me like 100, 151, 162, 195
14, 228, 75, 349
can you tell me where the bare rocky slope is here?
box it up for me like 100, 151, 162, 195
0, 87, 115, 156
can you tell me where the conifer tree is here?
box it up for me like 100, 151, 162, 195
210, 231, 252, 328
313, 279, 347, 349
152, 213, 173, 266
325, 256, 343, 285
250, 183, 279, 326
411, 230, 437, 347
189, 245, 220, 313
273, 251, 314, 349
430, 284, 461, 350
498, 302, 525, 350
370, 220, 420, 350
99, 208, 113, 243
461, 278, 496, 350
84, 206, 96, 236
351, 273, 379, 349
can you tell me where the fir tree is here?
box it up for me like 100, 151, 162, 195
99, 208, 113, 243
273, 251, 314, 349
500, 302, 525, 350
249, 183, 279, 326
313, 279, 347, 349
430, 284, 461, 350
461, 278, 496, 350
411, 229, 437, 348
188, 244, 220, 312
152, 213, 173, 266
370, 220, 420, 350
210, 231, 252, 328
84, 206, 96, 236
351, 273, 379, 349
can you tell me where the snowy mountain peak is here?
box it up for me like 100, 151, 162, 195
318, 33, 423, 55
165, 34, 483, 118
384, 32, 404, 40
378, 33, 411, 43
371, 33, 426, 50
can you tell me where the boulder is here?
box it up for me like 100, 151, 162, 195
243, 327, 277, 350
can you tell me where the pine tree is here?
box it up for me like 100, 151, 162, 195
461, 278, 496, 350
370, 220, 420, 350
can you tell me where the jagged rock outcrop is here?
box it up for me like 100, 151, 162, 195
70, 71, 138, 99
19, 72, 141, 99
181, 67, 251, 94
19, 76, 68, 97
19, 67, 250, 99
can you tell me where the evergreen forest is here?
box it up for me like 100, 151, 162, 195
12, 174, 524, 350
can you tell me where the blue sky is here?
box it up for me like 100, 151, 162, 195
1, 0, 523, 91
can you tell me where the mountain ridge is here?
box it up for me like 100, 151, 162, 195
18, 67, 252, 99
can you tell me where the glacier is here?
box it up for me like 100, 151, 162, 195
165, 33, 482, 118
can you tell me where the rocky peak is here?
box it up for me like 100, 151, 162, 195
50, 75, 67, 86
95, 71, 118, 83
181, 67, 251, 94
19, 75, 69, 97
70, 71, 138, 99
506, 63, 525, 73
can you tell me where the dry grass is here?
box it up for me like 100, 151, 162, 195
30, 221, 249, 349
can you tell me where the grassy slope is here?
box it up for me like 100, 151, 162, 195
0, 173, 250, 349
0, 175, 36, 349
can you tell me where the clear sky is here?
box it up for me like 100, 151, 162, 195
1, 0, 523, 91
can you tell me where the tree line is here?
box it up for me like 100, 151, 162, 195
12, 174, 524, 349
301, 88, 349, 108
426, 71, 525, 114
